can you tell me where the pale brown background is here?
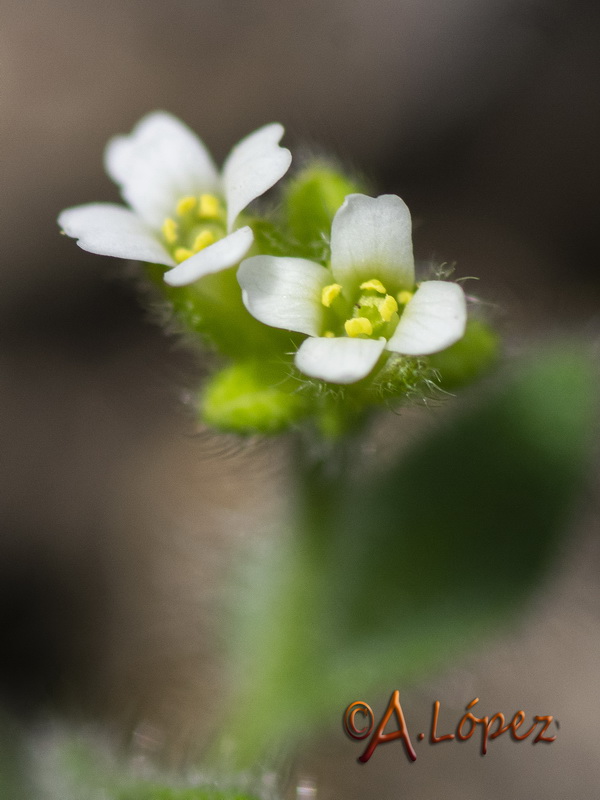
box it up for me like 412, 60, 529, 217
1, 0, 599, 797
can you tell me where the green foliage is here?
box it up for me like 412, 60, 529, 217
145, 264, 299, 359
18, 730, 264, 800
371, 353, 438, 403
201, 359, 309, 434
429, 318, 500, 389
115, 785, 259, 800
246, 217, 294, 258
226, 346, 597, 760
283, 164, 366, 260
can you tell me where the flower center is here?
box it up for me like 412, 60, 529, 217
320, 277, 414, 339
161, 194, 226, 263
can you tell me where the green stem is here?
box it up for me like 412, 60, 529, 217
218, 431, 364, 766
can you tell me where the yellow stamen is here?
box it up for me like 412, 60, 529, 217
324, 331, 335, 338
397, 290, 414, 305
380, 294, 398, 322
162, 217, 178, 244
193, 230, 216, 252
345, 317, 373, 337
321, 283, 342, 307
198, 194, 221, 219
174, 247, 193, 263
176, 196, 197, 216
360, 278, 387, 294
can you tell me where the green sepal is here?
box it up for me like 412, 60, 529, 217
429, 318, 500, 389
201, 359, 310, 434
244, 216, 293, 258
145, 263, 301, 359
284, 164, 367, 261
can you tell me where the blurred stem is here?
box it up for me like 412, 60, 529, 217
292, 428, 360, 549
221, 430, 363, 765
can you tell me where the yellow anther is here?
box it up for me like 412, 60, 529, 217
397, 290, 414, 305
198, 194, 221, 219
345, 317, 373, 337
174, 247, 193, 263
321, 283, 342, 307
360, 278, 387, 294
380, 294, 398, 322
176, 196, 197, 216
323, 331, 335, 338
193, 230, 216, 252
162, 217, 178, 244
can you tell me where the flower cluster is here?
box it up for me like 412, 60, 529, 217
59, 112, 488, 433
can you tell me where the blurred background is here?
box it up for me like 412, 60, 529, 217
1, 0, 599, 796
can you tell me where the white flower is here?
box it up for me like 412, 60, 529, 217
58, 112, 292, 287
238, 194, 467, 384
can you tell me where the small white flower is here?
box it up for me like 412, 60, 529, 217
238, 194, 467, 384
58, 112, 292, 287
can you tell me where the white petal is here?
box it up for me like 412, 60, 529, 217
105, 112, 220, 229
330, 194, 415, 290
58, 203, 174, 265
386, 281, 467, 355
238, 255, 330, 337
295, 336, 386, 384
223, 123, 292, 231
164, 226, 254, 287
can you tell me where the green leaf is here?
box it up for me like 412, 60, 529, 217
227, 346, 597, 759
